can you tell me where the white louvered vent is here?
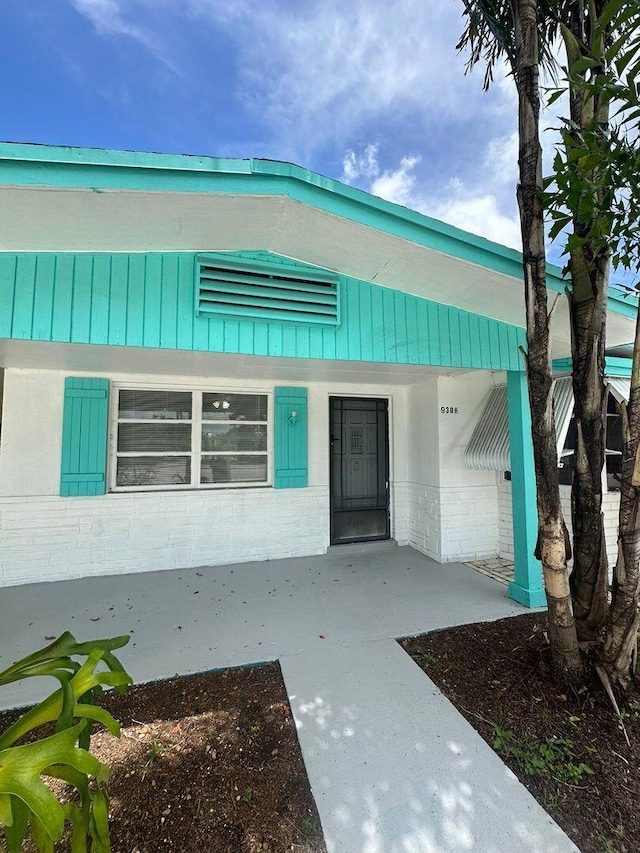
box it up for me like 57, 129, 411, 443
197, 255, 340, 326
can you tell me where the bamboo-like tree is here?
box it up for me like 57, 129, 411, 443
459, 0, 640, 685
462, 0, 583, 682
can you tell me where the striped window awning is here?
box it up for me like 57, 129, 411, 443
465, 377, 574, 471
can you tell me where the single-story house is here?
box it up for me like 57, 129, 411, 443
0, 142, 635, 606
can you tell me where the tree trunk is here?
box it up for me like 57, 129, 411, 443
512, 0, 582, 682
603, 307, 640, 686
562, 5, 611, 642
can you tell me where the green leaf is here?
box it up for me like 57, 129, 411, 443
3, 795, 30, 853
0, 722, 105, 842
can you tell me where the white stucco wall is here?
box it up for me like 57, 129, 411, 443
406, 372, 499, 562
0, 368, 412, 586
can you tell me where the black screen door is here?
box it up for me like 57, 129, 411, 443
330, 397, 390, 545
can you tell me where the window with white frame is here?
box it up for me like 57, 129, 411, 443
113, 389, 270, 490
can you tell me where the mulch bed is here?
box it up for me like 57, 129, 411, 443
0, 663, 326, 853
401, 614, 640, 853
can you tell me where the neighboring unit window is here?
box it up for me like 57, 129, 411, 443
114, 389, 269, 490
558, 391, 623, 491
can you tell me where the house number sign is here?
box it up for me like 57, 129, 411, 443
440, 406, 459, 414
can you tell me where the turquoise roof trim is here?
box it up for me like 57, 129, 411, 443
553, 356, 633, 377
0, 142, 634, 319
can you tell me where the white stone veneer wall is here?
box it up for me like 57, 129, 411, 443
497, 478, 620, 568
0, 488, 329, 587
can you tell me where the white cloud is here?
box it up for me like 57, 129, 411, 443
65, 0, 517, 161
341, 144, 380, 184
432, 188, 522, 248
340, 143, 522, 249
370, 155, 422, 208
69, 0, 178, 70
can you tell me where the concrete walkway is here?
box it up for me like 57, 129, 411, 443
0, 543, 578, 852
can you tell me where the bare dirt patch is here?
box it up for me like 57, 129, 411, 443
402, 613, 640, 853
0, 663, 326, 853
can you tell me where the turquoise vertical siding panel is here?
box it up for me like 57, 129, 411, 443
91, 255, 111, 344
370, 286, 385, 362
0, 254, 17, 337
437, 304, 450, 366
274, 386, 308, 488
358, 284, 373, 361
12, 255, 37, 338
254, 321, 269, 356
268, 324, 283, 357
322, 326, 336, 360
108, 255, 128, 346
405, 296, 419, 364
177, 254, 196, 350
32, 254, 56, 341
143, 254, 162, 348
60, 377, 109, 497
296, 325, 310, 359
347, 281, 362, 361
449, 310, 462, 367
282, 325, 296, 358
125, 254, 146, 346
160, 254, 179, 349
51, 254, 74, 342
458, 311, 471, 367
0, 251, 527, 371
427, 299, 440, 366
239, 321, 255, 355
71, 255, 92, 343
394, 291, 408, 363
416, 300, 429, 364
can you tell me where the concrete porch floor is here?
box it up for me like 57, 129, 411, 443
0, 543, 576, 852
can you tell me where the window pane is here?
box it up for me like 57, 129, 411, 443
200, 455, 268, 484
116, 456, 191, 487
202, 393, 267, 422
119, 390, 192, 420
201, 424, 267, 452
118, 423, 192, 452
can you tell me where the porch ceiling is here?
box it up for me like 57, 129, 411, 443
0, 185, 634, 355
0, 339, 472, 384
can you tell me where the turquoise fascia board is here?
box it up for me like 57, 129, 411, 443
552, 358, 573, 376
0, 142, 632, 317
506, 370, 545, 608
605, 356, 633, 377
0, 251, 527, 371
554, 355, 633, 377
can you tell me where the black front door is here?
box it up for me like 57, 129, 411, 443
329, 397, 390, 545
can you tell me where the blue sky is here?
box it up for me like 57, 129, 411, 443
4, 1, 556, 258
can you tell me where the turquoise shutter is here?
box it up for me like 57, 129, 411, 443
60, 378, 110, 496
274, 387, 308, 488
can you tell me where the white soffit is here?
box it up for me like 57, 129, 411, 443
0, 339, 472, 383
0, 185, 535, 330
0, 185, 633, 353
465, 377, 574, 471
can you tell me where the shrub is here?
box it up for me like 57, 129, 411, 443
0, 632, 132, 852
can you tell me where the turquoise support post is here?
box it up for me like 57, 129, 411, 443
506, 370, 547, 607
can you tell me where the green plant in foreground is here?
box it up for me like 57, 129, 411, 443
0, 632, 132, 852
492, 725, 594, 784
